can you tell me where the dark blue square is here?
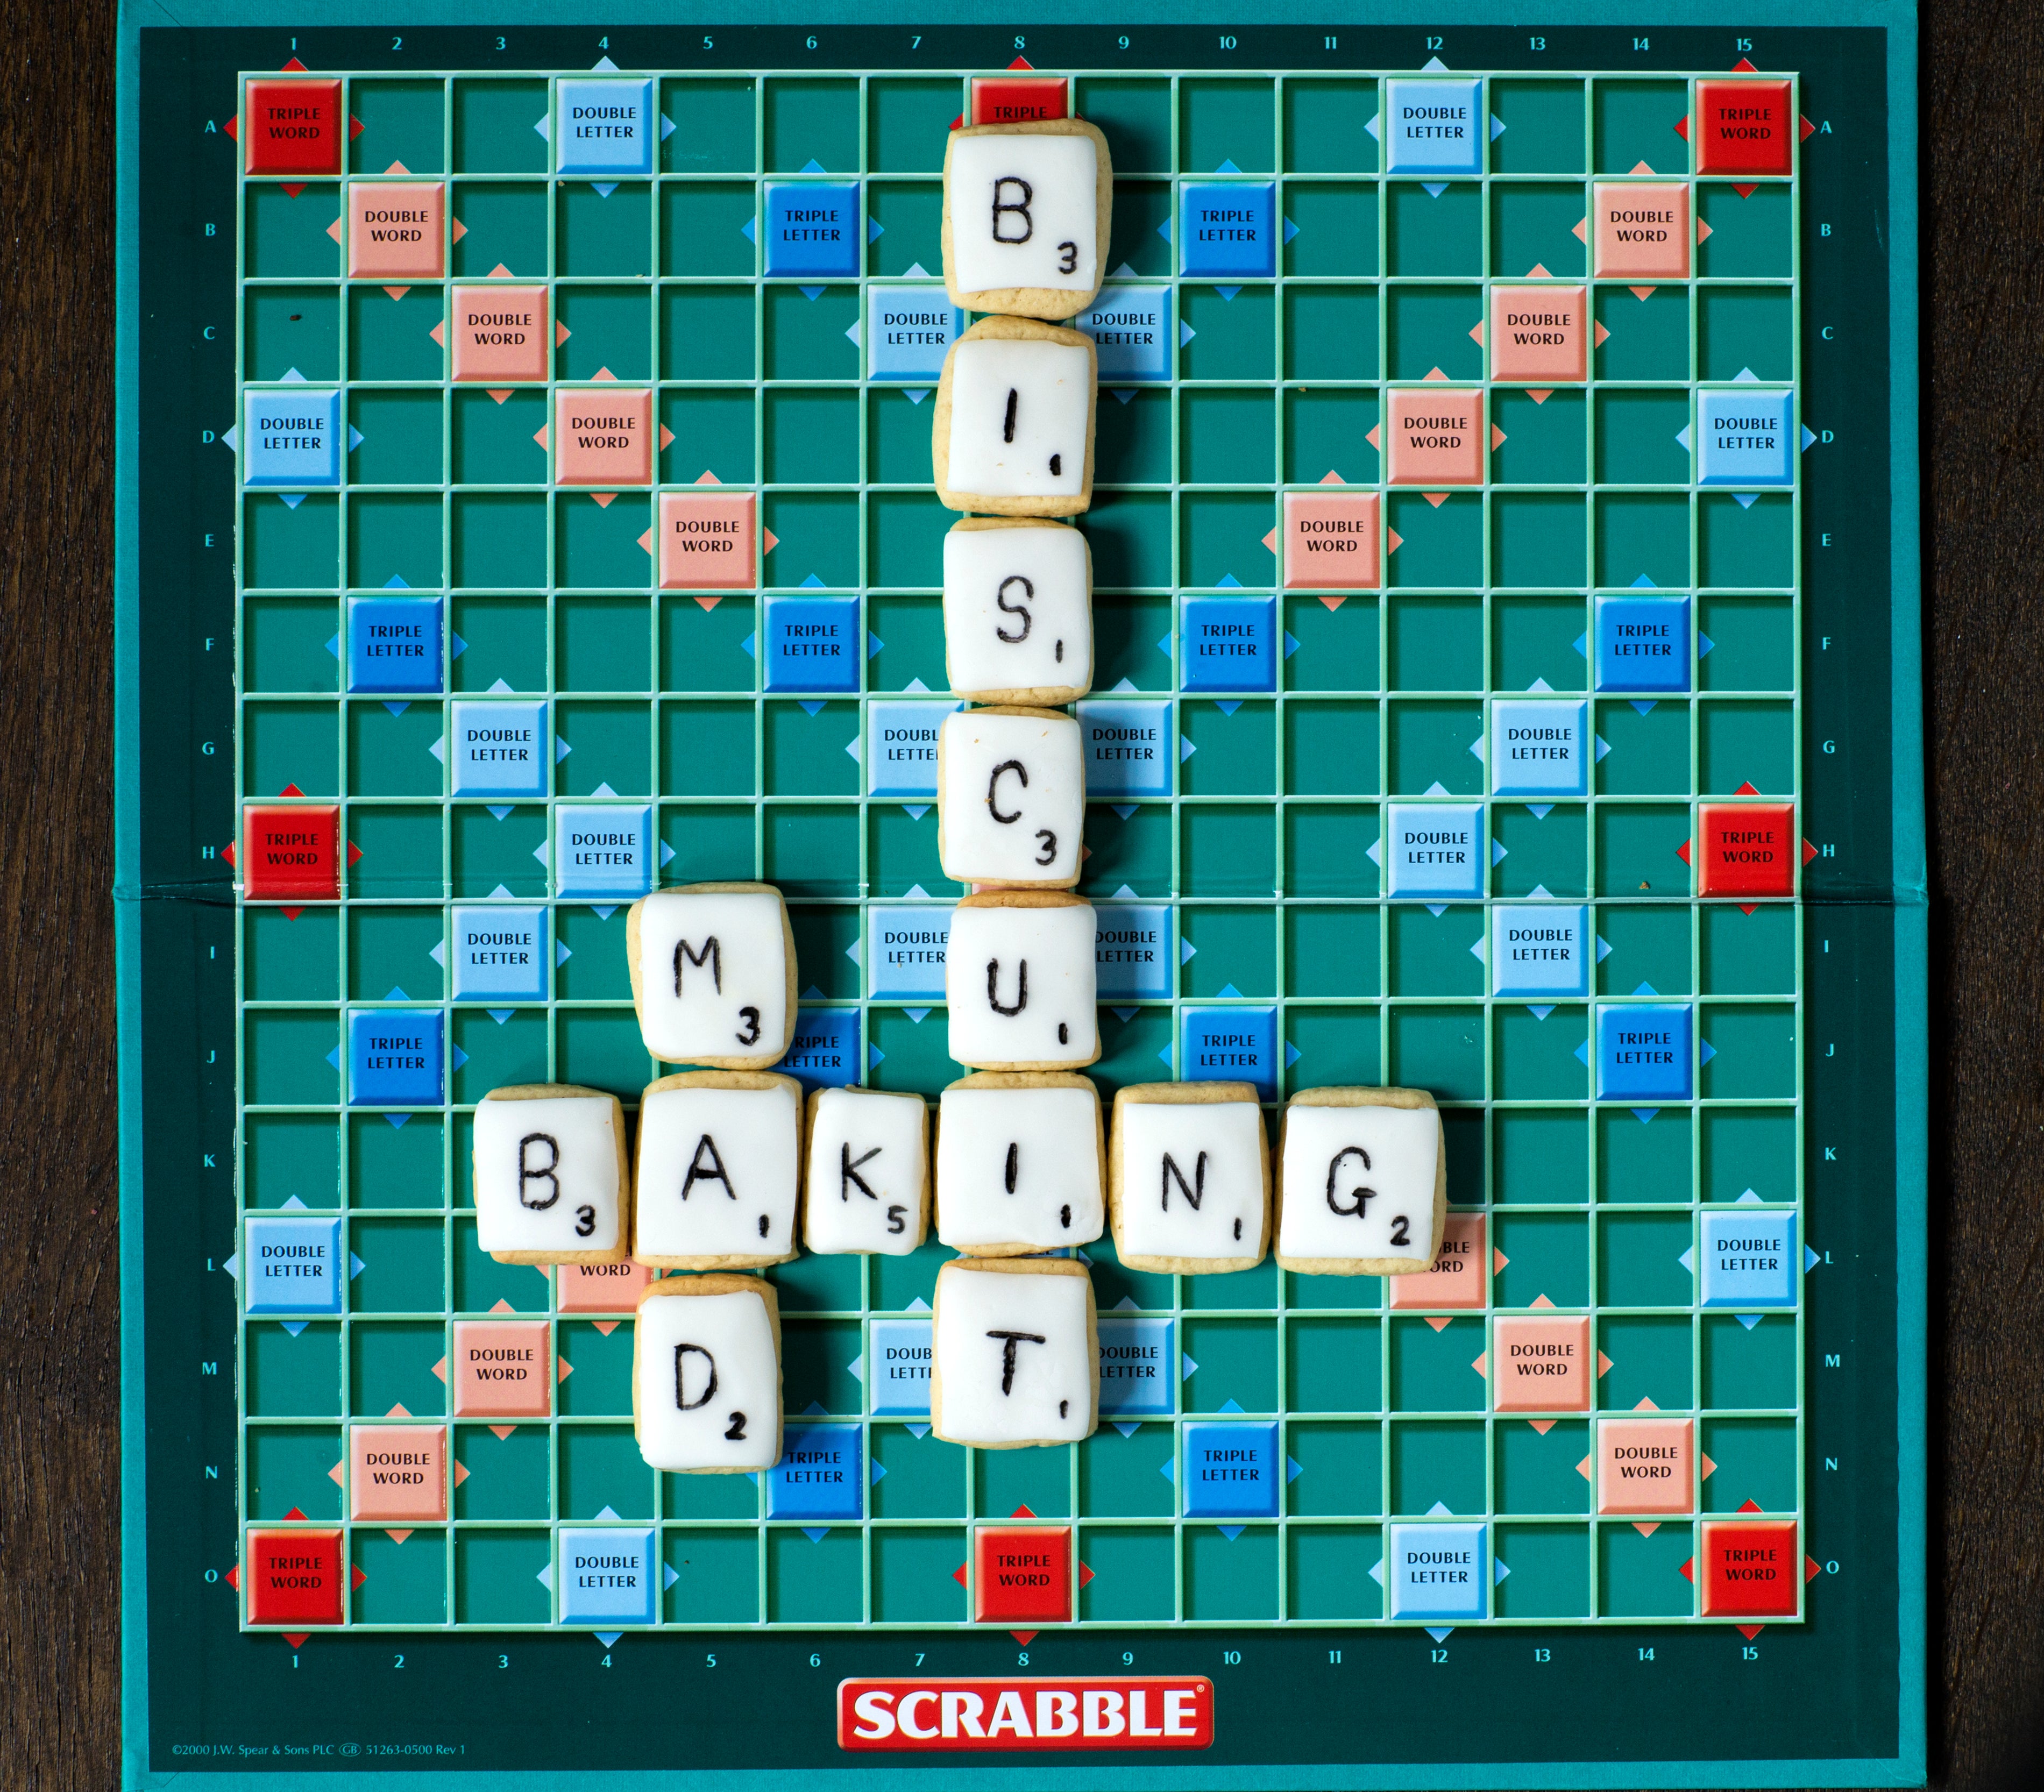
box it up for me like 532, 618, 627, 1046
347, 596, 443, 695
1181, 596, 1276, 693
1180, 1006, 1278, 1099
763, 594, 860, 693
1182, 1421, 1280, 1518
347, 1008, 444, 1106
764, 182, 861, 278
768, 1424, 864, 1519
1595, 1003, 1694, 1101
1179, 183, 1276, 279
1594, 594, 1691, 694
780, 1008, 860, 1090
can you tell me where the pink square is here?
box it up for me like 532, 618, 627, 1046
1283, 490, 1380, 589
1593, 183, 1691, 280
1597, 1416, 1695, 1515
348, 1425, 448, 1522
1388, 1213, 1486, 1309
450, 285, 550, 382
451, 1320, 552, 1418
1492, 1315, 1591, 1412
555, 388, 653, 486
1488, 286, 1587, 383
1386, 389, 1485, 485
659, 490, 757, 589
557, 1261, 656, 1313
347, 182, 445, 280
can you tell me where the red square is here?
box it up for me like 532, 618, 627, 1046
973, 1525, 1071, 1623
241, 805, 341, 901
1699, 1519, 1800, 1617
970, 77, 1069, 125
1695, 80, 1794, 176
1697, 802, 1797, 898
244, 79, 345, 177
245, 1527, 346, 1625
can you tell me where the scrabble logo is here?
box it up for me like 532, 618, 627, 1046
838, 1676, 1213, 1751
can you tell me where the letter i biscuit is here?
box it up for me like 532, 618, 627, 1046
933, 316, 1098, 516
942, 118, 1113, 319
1275, 1086, 1447, 1276
633, 1274, 783, 1473
471, 1084, 631, 1265
934, 1070, 1106, 1254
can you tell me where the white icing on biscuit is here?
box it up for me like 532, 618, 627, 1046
634, 1079, 801, 1265
1114, 1098, 1268, 1265
944, 900, 1099, 1068
1278, 1101, 1442, 1268
629, 888, 791, 1067
943, 522, 1093, 700
472, 1091, 624, 1258
932, 1262, 1095, 1445
944, 336, 1092, 503
946, 132, 1101, 303
803, 1087, 930, 1255
634, 1285, 781, 1471
938, 708, 1085, 886
936, 1080, 1104, 1251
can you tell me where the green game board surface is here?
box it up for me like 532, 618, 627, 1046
117, 3, 1922, 1786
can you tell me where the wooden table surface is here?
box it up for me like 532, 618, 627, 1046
0, 4, 2032, 1787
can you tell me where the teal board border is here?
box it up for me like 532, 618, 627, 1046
116, 2, 1923, 1786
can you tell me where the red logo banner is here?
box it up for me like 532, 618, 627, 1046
838, 1675, 1214, 1751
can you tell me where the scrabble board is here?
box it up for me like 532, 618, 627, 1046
115, 3, 1925, 1785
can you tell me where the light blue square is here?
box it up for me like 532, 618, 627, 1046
1492, 905, 1589, 999
869, 906, 952, 1001
556, 79, 655, 176
869, 1320, 933, 1416
1181, 597, 1276, 694
347, 1008, 444, 1106
1076, 285, 1173, 380
764, 182, 861, 278
1098, 1315, 1174, 1418
449, 699, 548, 798
244, 1215, 344, 1316
1181, 1006, 1277, 1100
243, 387, 341, 487
346, 596, 443, 695
1183, 1421, 1279, 1518
1179, 183, 1276, 278
1096, 904, 1173, 1000
554, 805, 652, 900
557, 1527, 657, 1624
1385, 79, 1485, 175
1077, 700, 1173, 799
868, 289, 962, 380
1594, 594, 1691, 694
1596, 1003, 1694, 1101
780, 1008, 858, 1090
763, 594, 860, 693
867, 701, 961, 798
768, 1424, 864, 1519
1385, 802, 1486, 898
1697, 389, 1794, 486
1700, 1211, 1798, 1309
1386, 1521, 1487, 1620
450, 904, 548, 1001
1491, 699, 1589, 798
